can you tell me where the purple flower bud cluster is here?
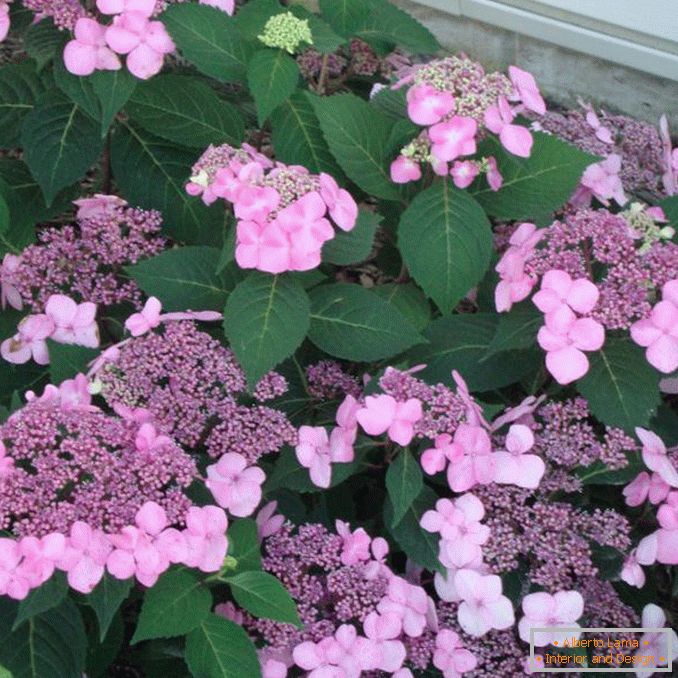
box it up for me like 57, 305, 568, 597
306, 360, 362, 401
7, 203, 165, 312
99, 320, 297, 460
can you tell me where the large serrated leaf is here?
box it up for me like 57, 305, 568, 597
322, 209, 380, 265
309, 92, 401, 201
126, 74, 245, 147
131, 569, 212, 644
86, 574, 134, 642
47, 341, 99, 384
386, 449, 423, 526
318, 0, 370, 37
13, 572, 68, 630
223, 273, 310, 388
399, 180, 493, 313
127, 246, 242, 311
247, 49, 300, 126
21, 89, 103, 205
0, 63, 48, 148
111, 122, 224, 245
471, 133, 597, 220
90, 69, 137, 136
185, 614, 261, 678
308, 282, 424, 361
225, 571, 301, 626
162, 4, 256, 83
577, 338, 661, 432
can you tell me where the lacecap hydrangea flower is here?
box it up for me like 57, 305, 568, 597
258, 11, 313, 54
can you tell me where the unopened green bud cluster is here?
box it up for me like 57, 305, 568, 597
258, 12, 313, 54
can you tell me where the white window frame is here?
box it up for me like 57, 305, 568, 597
409, 0, 678, 81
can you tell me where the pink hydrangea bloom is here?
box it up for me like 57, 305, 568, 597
64, 18, 121, 76
73, 193, 127, 219
508, 66, 546, 116
636, 491, 678, 565
261, 658, 287, 678
406, 83, 455, 126
630, 279, 678, 374
0, 2, 9, 42
205, 452, 266, 517
57, 521, 112, 593
125, 296, 162, 336
429, 116, 477, 163
45, 294, 99, 347
96, 0, 154, 15
0, 313, 54, 365
532, 269, 600, 316
363, 612, 407, 673
356, 394, 422, 446
492, 424, 545, 489
319, 173, 358, 232
454, 569, 515, 636
450, 160, 479, 188
256, 501, 284, 540
620, 550, 646, 588
635, 427, 678, 488
1, 254, 23, 310
633, 604, 678, 677
445, 424, 495, 492
377, 576, 429, 638
537, 306, 605, 384
433, 629, 478, 678
578, 154, 627, 207
518, 590, 584, 646
486, 156, 503, 191
390, 155, 423, 184
182, 505, 229, 572
420, 433, 463, 476
484, 96, 533, 157
295, 425, 354, 489
336, 520, 371, 566
623, 471, 670, 507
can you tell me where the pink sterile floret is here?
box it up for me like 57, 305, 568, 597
518, 590, 584, 646
356, 394, 422, 446
63, 18, 120, 76
205, 452, 266, 517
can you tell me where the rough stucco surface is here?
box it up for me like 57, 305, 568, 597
392, 0, 678, 129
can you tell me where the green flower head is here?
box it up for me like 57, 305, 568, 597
258, 12, 313, 54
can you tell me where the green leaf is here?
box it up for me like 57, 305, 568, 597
308, 283, 424, 361
355, 0, 439, 53
0, 192, 10, 239
322, 209, 380, 265
247, 49, 300, 126
86, 609, 124, 678
371, 86, 407, 120
0, 597, 87, 678
0, 63, 48, 148
223, 273, 310, 388
660, 195, 678, 227
225, 571, 301, 626
576, 338, 661, 432
577, 451, 643, 486
132, 569, 212, 644
471, 133, 597, 220
86, 574, 134, 642
21, 89, 103, 205
126, 246, 242, 311
126, 74, 245, 148
90, 70, 137, 136
409, 314, 539, 391
399, 181, 493, 313
288, 5, 345, 53
372, 283, 431, 332
53, 57, 100, 121
162, 4, 255, 84
310, 92, 401, 201
13, 573, 68, 630
386, 449, 423, 526
47, 341, 99, 384
318, 0, 370, 37
185, 614, 261, 678
270, 90, 344, 178
486, 306, 542, 356
111, 122, 224, 244
24, 19, 66, 70
385, 485, 442, 574
232, 0, 283, 36
227, 519, 262, 573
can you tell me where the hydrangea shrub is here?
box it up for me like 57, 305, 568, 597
0, 0, 676, 676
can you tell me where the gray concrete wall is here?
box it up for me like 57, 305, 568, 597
393, 0, 678, 130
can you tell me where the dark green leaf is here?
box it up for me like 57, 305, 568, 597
385, 485, 442, 574
86, 574, 134, 642
185, 614, 261, 678
0, 63, 48, 148
472, 133, 597, 220
310, 92, 401, 201
270, 90, 344, 178
91, 70, 137, 136
225, 571, 301, 626
0, 597, 87, 678
232, 0, 283, 36
486, 306, 542, 356
577, 338, 661, 432
227, 519, 261, 573
322, 209, 380, 265
24, 19, 66, 70
111, 122, 224, 244
47, 341, 99, 384
386, 449, 423, 526
372, 283, 431, 332
126, 246, 243, 311
308, 283, 424, 361
577, 451, 643, 486
399, 180, 493, 313
21, 89, 103, 205
318, 0, 370, 37
53, 57, 100, 120
223, 273, 310, 388
13, 572, 68, 630
132, 569, 212, 644
162, 4, 256, 83
126, 74, 245, 147
247, 49, 300, 126
288, 6, 345, 53
409, 313, 539, 391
